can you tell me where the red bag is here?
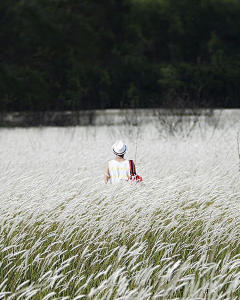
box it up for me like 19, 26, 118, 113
129, 160, 143, 182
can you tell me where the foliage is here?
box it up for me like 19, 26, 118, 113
0, 0, 240, 110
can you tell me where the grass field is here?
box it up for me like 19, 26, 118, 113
1, 117, 240, 299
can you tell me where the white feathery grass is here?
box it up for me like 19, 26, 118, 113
0, 116, 240, 299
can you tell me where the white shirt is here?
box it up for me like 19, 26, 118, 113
108, 160, 130, 184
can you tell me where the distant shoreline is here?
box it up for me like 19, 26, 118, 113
0, 109, 239, 127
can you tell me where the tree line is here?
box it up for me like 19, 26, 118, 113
1, 0, 240, 111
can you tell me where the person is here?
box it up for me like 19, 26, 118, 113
104, 140, 132, 184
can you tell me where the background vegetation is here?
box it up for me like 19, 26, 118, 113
1, 0, 240, 111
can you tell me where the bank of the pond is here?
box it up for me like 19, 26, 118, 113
0, 109, 239, 127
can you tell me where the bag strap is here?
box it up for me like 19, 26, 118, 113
129, 160, 136, 176
132, 160, 136, 174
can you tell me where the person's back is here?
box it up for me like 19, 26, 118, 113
104, 140, 141, 184
104, 140, 129, 184
108, 159, 130, 184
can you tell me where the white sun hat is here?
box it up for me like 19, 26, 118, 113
112, 140, 127, 155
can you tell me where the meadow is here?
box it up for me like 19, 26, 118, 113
0, 113, 240, 299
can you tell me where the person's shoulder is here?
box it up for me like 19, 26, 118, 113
125, 159, 133, 164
